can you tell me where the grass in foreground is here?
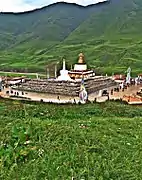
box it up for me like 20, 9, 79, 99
0, 99, 142, 179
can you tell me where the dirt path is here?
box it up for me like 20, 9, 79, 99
110, 85, 142, 100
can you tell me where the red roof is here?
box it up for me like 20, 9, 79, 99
113, 74, 126, 80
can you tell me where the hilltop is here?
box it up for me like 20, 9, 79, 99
0, 0, 141, 75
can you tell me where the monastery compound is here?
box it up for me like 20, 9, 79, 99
0, 53, 141, 104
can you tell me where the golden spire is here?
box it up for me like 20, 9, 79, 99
78, 52, 85, 64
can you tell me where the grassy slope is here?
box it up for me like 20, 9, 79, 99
49, 0, 142, 75
0, 99, 142, 179
0, 1, 142, 75
0, 2, 92, 72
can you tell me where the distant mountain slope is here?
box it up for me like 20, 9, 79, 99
0, 3, 91, 50
0, 2, 107, 71
0, 0, 141, 75
50, 0, 142, 75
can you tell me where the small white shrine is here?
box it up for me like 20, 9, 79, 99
57, 59, 72, 81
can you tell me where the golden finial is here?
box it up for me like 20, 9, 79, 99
78, 52, 85, 64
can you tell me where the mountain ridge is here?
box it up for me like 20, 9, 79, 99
0, 1, 108, 14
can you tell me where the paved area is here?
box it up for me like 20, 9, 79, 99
2, 88, 80, 103
110, 85, 142, 100
1, 84, 142, 104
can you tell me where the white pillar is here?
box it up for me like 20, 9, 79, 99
47, 68, 49, 79
99, 90, 102, 97
55, 65, 57, 78
36, 73, 39, 80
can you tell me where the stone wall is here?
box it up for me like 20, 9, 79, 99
15, 77, 117, 96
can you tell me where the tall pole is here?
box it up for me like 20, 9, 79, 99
55, 64, 57, 78
47, 68, 49, 79
36, 73, 39, 80
5, 73, 7, 87
55, 62, 59, 78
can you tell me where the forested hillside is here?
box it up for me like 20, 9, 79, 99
0, 0, 141, 75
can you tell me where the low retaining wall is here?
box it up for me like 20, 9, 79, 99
14, 77, 117, 96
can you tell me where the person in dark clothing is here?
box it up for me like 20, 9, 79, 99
107, 94, 110, 100
111, 89, 113, 95
94, 98, 97, 103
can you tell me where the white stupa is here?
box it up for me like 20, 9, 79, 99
57, 59, 72, 81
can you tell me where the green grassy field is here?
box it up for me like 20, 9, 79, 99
0, 72, 47, 79
0, 99, 142, 179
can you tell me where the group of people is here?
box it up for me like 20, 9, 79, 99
6, 90, 25, 97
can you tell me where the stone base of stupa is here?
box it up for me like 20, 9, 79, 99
13, 76, 117, 96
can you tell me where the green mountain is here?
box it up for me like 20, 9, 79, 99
0, 0, 141, 75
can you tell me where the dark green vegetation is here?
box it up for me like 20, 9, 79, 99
0, 72, 46, 79
0, 99, 142, 179
0, 0, 142, 75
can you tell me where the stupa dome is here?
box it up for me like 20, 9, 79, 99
73, 52, 87, 71
78, 52, 85, 64
79, 52, 84, 57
